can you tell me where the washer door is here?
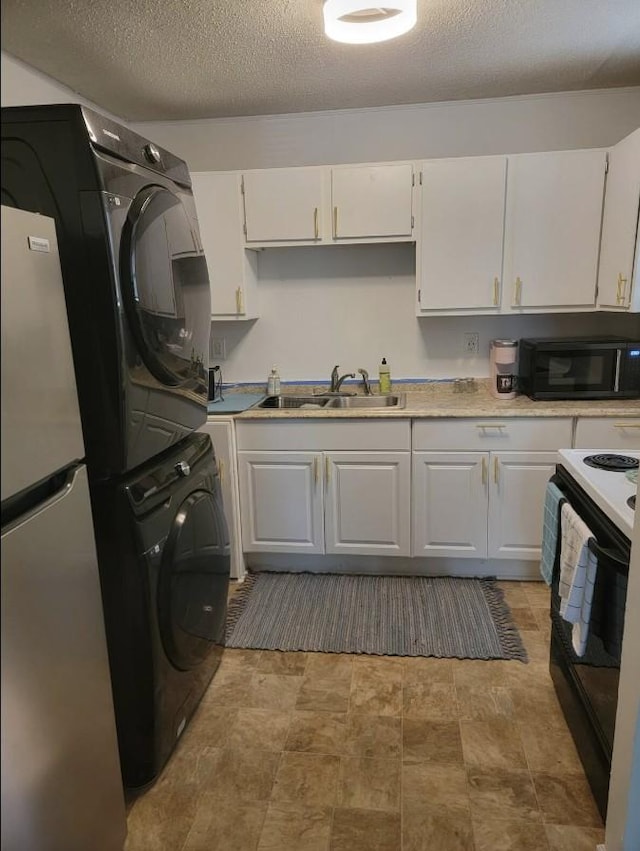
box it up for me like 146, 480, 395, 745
158, 487, 229, 671
120, 185, 210, 388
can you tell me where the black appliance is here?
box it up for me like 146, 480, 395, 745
518, 336, 640, 401
1, 104, 211, 475
1, 105, 230, 788
548, 464, 632, 820
94, 432, 228, 787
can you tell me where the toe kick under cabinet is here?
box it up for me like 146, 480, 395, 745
235, 420, 411, 556
411, 418, 573, 561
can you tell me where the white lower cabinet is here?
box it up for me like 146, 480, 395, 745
325, 452, 411, 556
412, 452, 488, 558
238, 449, 411, 557
488, 452, 558, 560
413, 449, 557, 561
199, 419, 246, 580
238, 452, 324, 554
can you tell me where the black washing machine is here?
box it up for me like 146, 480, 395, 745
94, 432, 229, 788
1, 103, 211, 476
1, 106, 229, 787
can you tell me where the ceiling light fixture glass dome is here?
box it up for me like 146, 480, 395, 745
323, 1, 417, 44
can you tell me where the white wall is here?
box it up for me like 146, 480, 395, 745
606, 515, 640, 851
1, 52, 126, 123
208, 245, 639, 384
132, 88, 640, 171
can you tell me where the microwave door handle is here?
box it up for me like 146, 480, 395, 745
587, 539, 628, 572
614, 350, 621, 393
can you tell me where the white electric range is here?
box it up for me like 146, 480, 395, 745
557, 449, 638, 539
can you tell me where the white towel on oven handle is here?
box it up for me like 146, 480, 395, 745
558, 501, 598, 657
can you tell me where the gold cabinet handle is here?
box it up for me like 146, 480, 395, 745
493, 277, 500, 306
613, 422, 640, 429
314, 207, 319, 239
481, 456, 487, 486
333, 206, 338, 238
476, 423, 507, 430
513, 277, 522, 306
494, 456, 499, 484
235, 286, 244, 314
313, 456, 319, 485
218, 460, 225, 484
617, 273, 628, 305
325, 456, 331, 485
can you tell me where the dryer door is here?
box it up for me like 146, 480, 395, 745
120, 185, 210, 390
158, 486, 229, 671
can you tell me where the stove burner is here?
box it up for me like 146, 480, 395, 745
583, 454, 640, 472
629, 495, 636, 511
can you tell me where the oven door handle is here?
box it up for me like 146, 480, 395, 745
587, 539, 628, 571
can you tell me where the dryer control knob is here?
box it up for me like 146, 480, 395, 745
144, 143, 161, 164
175, 461, 191, 477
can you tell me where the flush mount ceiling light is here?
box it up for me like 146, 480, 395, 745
323, 0, 417, 44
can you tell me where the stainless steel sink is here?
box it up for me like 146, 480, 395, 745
324, 394, 406, 409
258, 395, 331, 409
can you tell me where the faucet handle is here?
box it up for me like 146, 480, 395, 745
358, 368, 372, 395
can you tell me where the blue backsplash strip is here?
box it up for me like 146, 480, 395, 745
223, 377, 458, 390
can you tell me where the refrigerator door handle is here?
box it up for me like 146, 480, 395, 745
1, 464, 80, 533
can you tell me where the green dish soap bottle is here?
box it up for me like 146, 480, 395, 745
379, 358, 391, 395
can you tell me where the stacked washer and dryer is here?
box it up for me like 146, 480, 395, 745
1, 105, 230, 789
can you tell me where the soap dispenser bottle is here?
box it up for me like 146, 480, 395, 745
379, 358, 391, 394
267, 366, 281, 396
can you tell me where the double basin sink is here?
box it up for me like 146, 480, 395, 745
258, 393, 406, 410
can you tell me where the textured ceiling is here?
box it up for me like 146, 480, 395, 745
2, 0, 640, 120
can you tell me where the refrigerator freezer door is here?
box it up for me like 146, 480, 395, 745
1, 464, 126, 851
1, 207, 85, 502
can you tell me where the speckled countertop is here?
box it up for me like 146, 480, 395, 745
229, 380, 640, 420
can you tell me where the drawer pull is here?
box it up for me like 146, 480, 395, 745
612, 423, 640, 429
476, 423, 507, 430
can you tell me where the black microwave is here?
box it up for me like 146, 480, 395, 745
518, 337, 640, 400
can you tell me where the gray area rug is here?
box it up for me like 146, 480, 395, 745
225, 572, 528, 662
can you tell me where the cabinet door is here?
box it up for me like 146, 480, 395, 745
243, 168, 324, 243
200, 420, 245, 580
324, 452, 410, 556
412, 452, 488, 558
237, 452, 324, 553
597, 129, 640, 312
488, 452, 557, 560
191, 171, 257, 319
503, 150, 606, 310
418, 157, 506, 311
331, 164, 414, 239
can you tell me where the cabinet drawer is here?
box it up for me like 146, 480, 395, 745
574, 417, 640, 449
236, 419, 411, 451
412, 418, 573, 451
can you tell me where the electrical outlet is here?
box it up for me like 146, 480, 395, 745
463, 332, 480, 355
210, 337, 226, 360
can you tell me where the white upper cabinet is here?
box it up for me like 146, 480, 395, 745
242, 167, 324, 243
331, 163, 414, 240
417, 156, 507, 312
597, 128, 640, 312
191, 171, 258, 319
503, 150, 606, 311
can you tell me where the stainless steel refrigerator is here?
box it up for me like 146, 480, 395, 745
1, 206, 126, 851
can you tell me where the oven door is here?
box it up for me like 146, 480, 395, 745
549, 468, 631, 753
531, 344, 622, 399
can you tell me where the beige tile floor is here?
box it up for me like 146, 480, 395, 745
125, 581, 605, 851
